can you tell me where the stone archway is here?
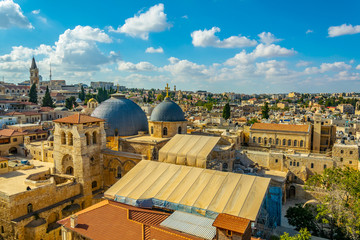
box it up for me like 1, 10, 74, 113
123, 160, 136, 175
289, 185, 296, 198
9, 147, 17, 154
62, 155, 74, 175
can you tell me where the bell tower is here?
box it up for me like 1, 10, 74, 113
30, 57, 39, 86
53, 114, 107, 207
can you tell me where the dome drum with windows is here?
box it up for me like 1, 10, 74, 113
149, 84, 187, 138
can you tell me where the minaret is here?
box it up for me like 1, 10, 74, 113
30, 57, 39, 86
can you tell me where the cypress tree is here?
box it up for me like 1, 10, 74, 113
42, 86, 54, 107
222, 103, 230, 120
79, 85, 85, 101
29, 84, 38, 104
262, 102, 270, 119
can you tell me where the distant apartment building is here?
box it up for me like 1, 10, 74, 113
91, 81, 114, 90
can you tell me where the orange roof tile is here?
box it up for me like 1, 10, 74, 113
250, 123, 310, 133
0, 129, 26, 137
58, 200, 202, 240
212, 214, 250, 234
53, 113, 104, 124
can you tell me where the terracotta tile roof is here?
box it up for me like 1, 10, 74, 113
212, 214, 250, 234
250, 123, 310, 133
58, 200, 202, 240
129, 210, 169, 226
5, 111, 41, 116
0, 129, 26, 137
53, 113, 104, 124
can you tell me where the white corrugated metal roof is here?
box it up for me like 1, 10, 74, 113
160, 211, 216, 240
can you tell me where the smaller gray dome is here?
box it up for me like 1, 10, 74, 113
150, 97, 185, 122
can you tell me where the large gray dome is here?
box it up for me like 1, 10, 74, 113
91, 93, 148, 136
150, 97, 186, 122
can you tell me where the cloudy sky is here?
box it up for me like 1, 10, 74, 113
0, 0, 360, 93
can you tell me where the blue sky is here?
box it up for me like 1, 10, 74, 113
1, 0, 360, 93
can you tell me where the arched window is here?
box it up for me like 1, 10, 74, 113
3, 163, 6, 168
300, 140, 304, 147
264, 138, 267, 145
67, 132, 73, 146
294, 140, 297, 146
276, 138, 279, 145
282, 139, 286, 145
258, 137, 262, 143
116, 166, 122, 178
91, 181, 97, 189
288, 140, 291, 146
93, 132, 97, 144
253, 137, 256, 143
163, 127, 168, 136
66, 166, 74, 175
61, 131, 66, 145
151, 126, 154, 134
85, 133, 91, 145
114, 128, 119, 136
27, 203, 33, 213
178, 126, 182, 134
269, 138, 272, 144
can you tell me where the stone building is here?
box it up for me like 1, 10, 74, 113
249, 123, 312, 152
30, 57, 39, 87
337, 103, 354, 114
0, 114, 143, 240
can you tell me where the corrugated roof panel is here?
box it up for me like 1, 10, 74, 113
160, 211, 216, 240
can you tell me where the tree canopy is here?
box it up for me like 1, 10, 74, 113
305, 167, 360, 240
65, 96, 78, 110
41, 86, 54, 107
79, 85, 85, 101
29, 83, 38, 104
280, 229, 311, 240
222, 103, 230, 120
262, 102, 270, 119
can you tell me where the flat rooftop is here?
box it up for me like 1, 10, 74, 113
0, 159, 53, 196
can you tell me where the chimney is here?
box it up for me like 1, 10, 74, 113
70, 214, 77, 228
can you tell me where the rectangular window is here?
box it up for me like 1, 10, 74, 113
311, 163, 314, 168
13, 138, 17, 142
350, 151, 353, 154
290, 162, 292, 166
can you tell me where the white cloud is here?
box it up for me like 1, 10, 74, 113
328, 24, 360, 37
304, 62, 352, 74
145, 46, 163, 53
191, 27, 257, 48
32, 9, 40, 15
258, 32, 281, 45
117, 61, 156, 71
0, 25, 115, 78
162, 58, 207, 79
225, 43, 296, 66
181, 15, 188, 19
109, 3, 171, 40
306, 29, 313, 34
255, 60, 292, 78
296, 60, 311, 67
0, 0, 33, 29
356, 64, 360, 70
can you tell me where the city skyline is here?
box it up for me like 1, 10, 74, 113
0, 0, 360, 93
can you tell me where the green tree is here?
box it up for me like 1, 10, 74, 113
285, 204, 319, 234
157, 94, 164, 102
262, 102, 270, 119
280, 229, 311, 240
204, 102, 213, 111
41, 86, 54, 107
306, 167, 360, 240
29, 83, 38, 104
79, 85, 85, 101
65, 96, 78, 110
222, 103, 230, 120
247, 118, 258, 125
143, 96, 147, 103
